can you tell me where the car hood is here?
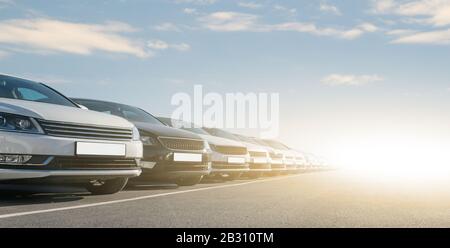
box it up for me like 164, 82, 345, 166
197, 134, 246, 147
292, 150, 305, 158
0, 98, 134, 128
240, 141, 269, 153
268, 147, 293, 157
133, 122, 202, 139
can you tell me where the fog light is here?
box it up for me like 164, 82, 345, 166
140, 161, 156, 169
0, 155, 32, 164
0, 115, 6, 127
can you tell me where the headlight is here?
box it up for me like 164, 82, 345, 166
0, 112, 43, 134
203, 140, 211, 151
132, 126, 140, 141
140, 135, 158, 146
209, 144, 217, 152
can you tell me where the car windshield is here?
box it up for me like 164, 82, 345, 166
252, 138, 270, 146
262, 140, 290, 150
204, 128, 240, 141
0, 75, 77, 107
73, 99, 164, 125
236, 135, 256, 144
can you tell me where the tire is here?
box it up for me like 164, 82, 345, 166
85, 178, 128, 195
175, 176, 203, 186
247, 171, 263, 179
268, 171, 281, 177
227, 172, 243, 180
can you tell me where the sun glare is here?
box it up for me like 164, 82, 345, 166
330, 135, 450, 182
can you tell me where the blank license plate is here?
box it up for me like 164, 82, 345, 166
228, 157, 246, 164
173, 153, 202, 162
253, 157, 267, 164
76, 142, 126, 156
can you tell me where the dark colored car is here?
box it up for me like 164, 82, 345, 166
72, 98, 211, 186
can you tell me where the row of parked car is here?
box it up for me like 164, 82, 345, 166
0, 74, 330, 195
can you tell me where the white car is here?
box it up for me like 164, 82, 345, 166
0, 74, 143, 194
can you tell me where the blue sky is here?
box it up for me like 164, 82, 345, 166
1, 0, 450, 165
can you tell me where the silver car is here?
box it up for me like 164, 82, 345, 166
158, 118, 250, 180
0, 74, 143, 194
204, 129, 272, 179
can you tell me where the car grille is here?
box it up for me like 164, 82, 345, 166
249, 151, 267, 157
48, 157, 137, 169
158, 137, 204, 151
39, 120, 133, 140
270, 153, 283, 159
211, 145, 247, 155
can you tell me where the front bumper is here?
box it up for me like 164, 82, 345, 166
270, 159, 287, 171
137, 147, 211, 179
210, 162, 250, 173
0, 168, 141, 181
0, 131, 143, 181
206, 150, 250, 174
285, 163, 298, 171
0, 131, 143, 158
248, 162, 271, 172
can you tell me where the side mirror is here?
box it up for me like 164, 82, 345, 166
78, 104, 89, 110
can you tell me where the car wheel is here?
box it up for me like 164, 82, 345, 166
227, 172, 243, 180
85, 178, 128, 195
268, 171, 281, 177
175, 176, 203, 186
247, 171, 263, 179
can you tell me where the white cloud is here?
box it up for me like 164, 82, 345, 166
0, 18, 150, 58
371, 0, 397, 13
0, 0, 13, 8
175, 0, 217, 5
386, 29, 418, 36
372, 0, 450, 27
154, 22, 181, 32
238, 2, 262, 9
321, 74, 384, 86
319, 3, 342, 16
391, 28, 450, 44
340, 23, 379, 39
147, 39, 191, 51
198, 11, 378, 39
198, 12, 260, 31
183, 8, 197, 14
148, 39, 170, 50
0, 50, 9, 59
171, 43, 191, 51
274, 4, 297, 15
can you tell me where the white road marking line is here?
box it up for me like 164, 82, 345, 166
0, 175, 301, 219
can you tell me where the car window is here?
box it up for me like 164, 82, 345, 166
0, 76, 77, 107
123, 110, 145, 121
17, 88, 48, 101
263, 140, 289, 150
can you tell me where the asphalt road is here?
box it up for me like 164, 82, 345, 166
0, 170, 450, 227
